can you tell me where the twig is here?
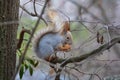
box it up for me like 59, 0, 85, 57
97, 2, 110, 23
79, 21, 94, 33
19, 5, 48, 25
22, 0, 32, 6
66, 66, 102, 80
19, 5, 38, 17
68, 0, 106, 24
33, 0, 37, 15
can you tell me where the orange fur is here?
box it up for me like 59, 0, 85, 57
58, 44, 71, 51
63, 21, 70, 31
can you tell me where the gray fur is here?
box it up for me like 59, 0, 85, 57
35, 33, 65, 59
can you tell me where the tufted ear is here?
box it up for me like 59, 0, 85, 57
63, 21, 70, 31
47, 9, 70, 35
59, 21, 70, 35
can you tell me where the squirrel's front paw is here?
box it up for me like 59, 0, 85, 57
63, 44, 71, 51
58, 44, 71, 52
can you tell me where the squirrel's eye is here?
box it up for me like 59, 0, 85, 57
67, 37, 69, 40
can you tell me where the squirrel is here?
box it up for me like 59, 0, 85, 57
32, 9, 72, 62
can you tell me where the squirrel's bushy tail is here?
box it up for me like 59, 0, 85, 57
32, 26, 56, 53
47, 9, 69, 32
32, 9, 71, 54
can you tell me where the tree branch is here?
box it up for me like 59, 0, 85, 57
53, 37, 120, 80
53, 37, 120, 64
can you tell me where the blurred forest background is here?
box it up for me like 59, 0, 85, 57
15, 0, 120, 80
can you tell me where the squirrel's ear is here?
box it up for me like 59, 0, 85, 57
63, 21, 70, 31
60, 21, 70, 35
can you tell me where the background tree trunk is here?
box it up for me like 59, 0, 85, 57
0, 0, 19, 80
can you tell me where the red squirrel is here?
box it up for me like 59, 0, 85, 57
32, 9, 73, 62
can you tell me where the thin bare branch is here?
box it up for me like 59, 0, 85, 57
19, 5, 39, 17
19, 5, 48, 25
33, 0, 37, 15
68, 0, 106, 24
52, 37, 120, 64
54, 37, 120, 80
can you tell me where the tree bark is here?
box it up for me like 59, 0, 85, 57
0, 0, 19, 80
